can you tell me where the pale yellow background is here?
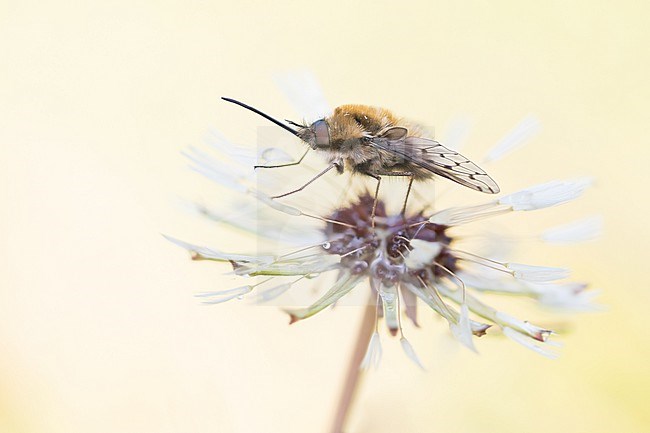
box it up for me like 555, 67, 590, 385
1, 1, 649, 432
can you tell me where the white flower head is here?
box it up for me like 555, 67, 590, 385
170, 74, 599, 364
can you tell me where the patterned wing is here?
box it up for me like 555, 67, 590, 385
370, 135, 500, 194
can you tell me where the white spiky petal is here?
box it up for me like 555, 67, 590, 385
499, 178, 592, 211
541, 216, 603, 244
428, 177, 593, 227
361, 332, 383, 370
495, 312, 551, 342
406, 283, 491, 336
252, 191, 302, 216
457, 269, 599, 311
400, 337, 425, 369
235, 254, 340, 277
428, 203, 511, 226
404, 240, 443, 269
196, 202, 325, 245
184, 146, 251, 193
455, 270, 524, 295
272, 70, 330, 121
435, 282, 550, 343
502, 327, 559, 359
255, 282, 294, 303
195, 285, 252, 304
450, 304, 476, 352
526, 282, 602, 311
285, 271, 363, 322
506, 262, 570, 282
485, 115, 541, 162
205, 129, 257, 166
164, 235, 274, 265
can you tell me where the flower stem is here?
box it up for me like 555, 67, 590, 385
329, 300, 376, 433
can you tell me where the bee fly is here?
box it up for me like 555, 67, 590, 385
222, 97, 500, 224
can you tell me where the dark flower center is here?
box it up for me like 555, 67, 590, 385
323, 194, 457, 284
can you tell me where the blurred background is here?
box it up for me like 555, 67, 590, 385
1, 1, 649, 432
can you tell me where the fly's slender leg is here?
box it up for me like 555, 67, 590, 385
370, 175, 382, 229
272, 162, 338, 199
368, 170, 412, 231
255, 148, 310, 169
401, 176, 414, 216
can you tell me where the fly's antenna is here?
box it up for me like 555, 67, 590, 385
221, 97, 299, 137
285, 119, 304, 128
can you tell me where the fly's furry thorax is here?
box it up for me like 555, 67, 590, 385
327, 105, 401, 145
327, 105, 427, 147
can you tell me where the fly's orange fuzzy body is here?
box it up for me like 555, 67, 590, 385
310, 104, 434, 180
